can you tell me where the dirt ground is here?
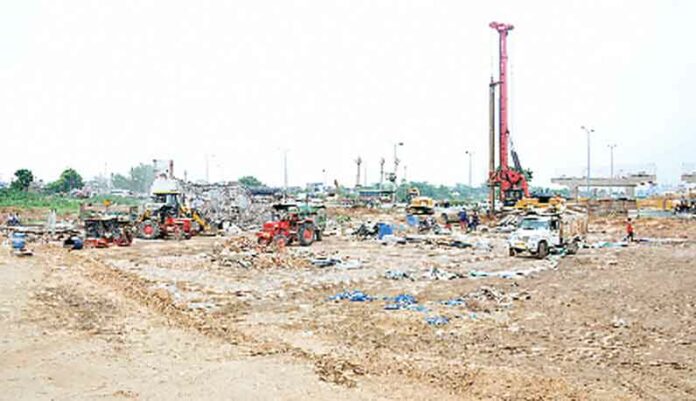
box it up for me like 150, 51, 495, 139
1, 215, 694, 400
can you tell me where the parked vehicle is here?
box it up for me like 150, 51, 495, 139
507, 211, 587, 258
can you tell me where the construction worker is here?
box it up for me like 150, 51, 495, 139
469, 210, 480, 231
625, 218, 635, 242
458, 209, 469, 231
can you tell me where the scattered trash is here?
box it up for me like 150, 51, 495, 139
384, 294, 427, 311
311, 257, 342, 267
425, 267, 464, 280
384, 270, 411, 280
312, 257, 362, 269
380, 234, 407, 245
425, 316, 450, 326
588, 241, 628, 249
329, 290, 372, 302
441, 297, 466, 307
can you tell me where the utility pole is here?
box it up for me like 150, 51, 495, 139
355, 157, 362, 188
465, 150, 473, 187
393, 142, 404, 177
403, 165, 408, 183
379, 158, 385, 188
283, 149, 289, 193
608, 144, 617, 178
581, 126, 594, 198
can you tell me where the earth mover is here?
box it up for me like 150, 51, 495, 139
137, 176, 196, 240
507, 211, 587, 259
406, 188, 435, 215
256, 203, 323, 247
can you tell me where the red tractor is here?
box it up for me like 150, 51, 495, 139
256, 203, 318, 247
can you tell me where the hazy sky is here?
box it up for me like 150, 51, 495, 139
1, 0, 694, 188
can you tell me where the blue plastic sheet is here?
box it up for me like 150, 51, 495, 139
328, 290, 373, 302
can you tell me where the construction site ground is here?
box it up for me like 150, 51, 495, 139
1, 215, 695, 400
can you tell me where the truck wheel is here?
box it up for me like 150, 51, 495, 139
298, 224, 315, 246
137, 220, 160, 240
536, 241, 549, 259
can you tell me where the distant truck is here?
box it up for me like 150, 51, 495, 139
507, 211, 588, 258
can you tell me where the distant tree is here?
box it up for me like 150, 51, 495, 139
46, 168, 84, 193
111, 164, 155, 193
129, 164, 155, 193
238, 176, 264, 187
10, 169, 34, 192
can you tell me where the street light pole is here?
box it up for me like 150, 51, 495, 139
608, 144, 617, 178
581, 126, 595, 198
393, 142, 404, 177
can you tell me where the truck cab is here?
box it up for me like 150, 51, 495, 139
508, 214, 584, 258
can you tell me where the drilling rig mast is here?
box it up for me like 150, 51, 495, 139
488, 21, 530, 207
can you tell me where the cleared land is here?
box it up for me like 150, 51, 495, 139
1, 215, 694, 400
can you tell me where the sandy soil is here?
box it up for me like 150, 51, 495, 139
1, 216, 694, 400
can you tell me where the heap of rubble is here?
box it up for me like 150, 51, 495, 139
178, 181, 272, 229
209, 236, 311, 269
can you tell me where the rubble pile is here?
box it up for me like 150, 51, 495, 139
178, 181, 272, 229
210, 236, 311, 269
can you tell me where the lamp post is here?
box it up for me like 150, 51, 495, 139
608, 144, 617, 179
393, 142, 404, 177
580, 126, 594, 198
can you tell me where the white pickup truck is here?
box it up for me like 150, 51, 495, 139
507, 212, 588, 258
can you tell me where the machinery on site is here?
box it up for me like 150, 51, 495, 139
256, 202, 323, 247
406, 187, 435, 215
488, 22, 531, 208
508, 211, 587, 259
78, 201, 136, 248
514, 194, 565, 212
83, 216, 133, 247
136, 174, 195, 240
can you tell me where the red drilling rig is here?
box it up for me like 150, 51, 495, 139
488, 21, 530, 208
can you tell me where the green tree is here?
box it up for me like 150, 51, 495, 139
47, 168, 84, 193
238, 176, 264, 187
10, 169, 34, 192
111, 164, 155, 193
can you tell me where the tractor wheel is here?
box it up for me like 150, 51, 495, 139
137, 220, 160, 240
536, 241, 549, 259
273, 234, 288, 249
509, 247, 516, 257
298, 224, 315, 246
314, 226, 323, 242
116, 227, 133, 246
257, 236, 272, 246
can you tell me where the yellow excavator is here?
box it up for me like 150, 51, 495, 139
406, 188, 435, 215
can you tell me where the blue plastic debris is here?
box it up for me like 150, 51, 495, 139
441, 298, 466, 307
384, 294, 423, 311
425, 316, 450, 326
328, 290, 372, 302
